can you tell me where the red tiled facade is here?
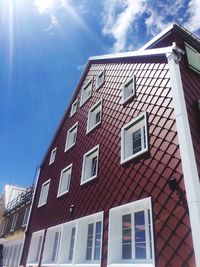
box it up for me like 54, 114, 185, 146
20, 25, 200, 267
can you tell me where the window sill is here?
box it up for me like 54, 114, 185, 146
41, 264, 100, 267
57, 190, 69, 198
121, 147, 148, 165
108, 263, 155, 267
121, 93, 135, 105
65, 143, 76, 152
86, 121, 101, 134
81, 174, 97, 185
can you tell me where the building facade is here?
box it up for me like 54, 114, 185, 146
0, 187, 33, 267
20, 24, 200, 267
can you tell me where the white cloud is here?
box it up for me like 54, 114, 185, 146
102, 0, 146, 52
102, 0, 200, 53
185, 0, 200, 32
34, 0, 95, 36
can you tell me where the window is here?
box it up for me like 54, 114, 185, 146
27, 230, 44, 265
41, 212, 103, 266
80, 78, 93, 106
122, 75, 136, 104
38, 179, 50, 207
87, 99, 103, 133
65, 122, 78, 151
68, 227, 76, 261
96, 69, 105, 90
42, 227, 61, 264
70, 99, 78, 117
57, 164, 72, 197
86, 221, 102, 261
1, 219, 7, 235
185, 42, 200, 75
22, 207, 30, 226
108, 198, 154, 267
81, 145, 99, 184
121, 112, 148, 164
10, 213, 18, 232
49, 147, 57, 165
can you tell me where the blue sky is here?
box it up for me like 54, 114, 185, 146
0, 0, 200, 193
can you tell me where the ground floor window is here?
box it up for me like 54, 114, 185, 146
108, 197, 154, 267
41, 211, 103, 266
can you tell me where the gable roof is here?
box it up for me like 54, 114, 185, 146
39, 23, 200, 167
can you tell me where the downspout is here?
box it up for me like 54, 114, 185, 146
167, 49, 200, 267
19, 167, 41, 266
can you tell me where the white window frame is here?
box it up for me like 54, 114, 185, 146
22, 206, 30, 226
81, 145, 99, 185
41, 212, 103, 266
87, 98, 103, 134
108, 197, 155, 267
42, 226, 62, 264
57, 163, 73, 197
121, 112, 148, 164
80, 78, 93, 106
10, 213, 18, 232
38, 179, 50, 207
122, 75, 136, 104
49, 147, 57, 165
65, 122, 78, 151
96, 69, 105, 90
70, 99, 78, 117
185, 42, 200, 75
27, 230, 45, 266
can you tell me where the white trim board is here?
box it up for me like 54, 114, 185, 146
167, 51, 200, 267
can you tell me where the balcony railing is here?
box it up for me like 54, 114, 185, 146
3, 187, 33, 216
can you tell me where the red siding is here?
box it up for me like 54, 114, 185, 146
21, 54, 195, 266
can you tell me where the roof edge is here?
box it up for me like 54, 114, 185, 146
89, 46, 173, 61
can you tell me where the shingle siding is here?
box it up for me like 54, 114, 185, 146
21, 26, 200, 267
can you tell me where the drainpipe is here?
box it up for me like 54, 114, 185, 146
167, 49, 200, 267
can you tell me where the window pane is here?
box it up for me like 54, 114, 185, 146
68, 227, 76, 261
94, 221, 102, 260
122, 244, 132, 259
52, 231, 60, 261
91, 156, 97, 176
86, 247, 92, 260
35, 236, 43, 262
132, 129, 142, 154
96, 111, 101, 124
122, 214, 132, 259
135, 211, 146, 259
86, 223, 94, 260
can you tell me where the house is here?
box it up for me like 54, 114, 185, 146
0, 186, 33, 267
0, 185, 27, 235
20, 24, 200, 267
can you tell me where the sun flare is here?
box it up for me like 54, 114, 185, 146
34, 0, 55, 13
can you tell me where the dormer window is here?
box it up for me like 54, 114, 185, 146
185, 42, 200, 75
121, 112, 148, 164
87, 99, 103, 133
96, 69, 105, 90
38, 180, 50, 207
70, 99, 78, 117
81, 145, 99, 184
80, 78, 93, 106
57, 164, 72, 197
49, 147, 57, 165
122, 75, 136, 104
65, 122, 78, 151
